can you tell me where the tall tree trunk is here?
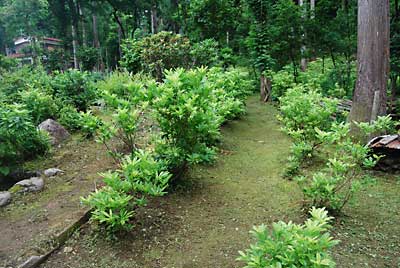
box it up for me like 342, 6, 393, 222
92, 14, 99, 49
118, 25, 122, 60
113, 11, 126, 39
299, 0, 307, 71
349, 0, 390, 136
79, 4, 86, 46
92, 12, 104, 71
68, 0, 79, 69
151, 5, 158, 34
71, 23, 79, 69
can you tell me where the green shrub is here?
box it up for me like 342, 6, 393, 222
96, 107, 142, 161
121, 32, 192, 80
51, 69, 97, 111
80, 111, 102, 138
44, 49, 67, 72
19, 87, 58, 125
219, 47, 237, 67
270, 58, 356, 100
97, 72, 152, 109
208, 67, 253, 121
81, 186, 135, 232
238, 207, 339, 268
0, 54, 17, 73
0, 66, 51, 103
270, 67, 296, 100
190, 39, 220, 67
278, 85, 338, 176
57, 105, 82, 131
152, 68, 221, 174
279, 86, 338, 142
296, 118, 393, 212
77, 46, 99, 71
0, 104, 50, 176
95, 72, 155, 160
82, 149, 171, 233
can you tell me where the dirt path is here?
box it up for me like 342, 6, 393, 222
39, 96, 302, 268
0, 136, 116, 267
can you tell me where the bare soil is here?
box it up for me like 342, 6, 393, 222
0, 136, 117, 267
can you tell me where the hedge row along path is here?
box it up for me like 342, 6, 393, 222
3, 95, 399, 268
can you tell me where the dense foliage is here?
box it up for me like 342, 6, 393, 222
0, 0, 399, 265
238, 207, 339, 268
51, 69, 98, 111
82, 150, 171, 233
0, 66, 102, 174
0, 104, 49, 176
296, 118, 394, 212
278, 85, 338, 177
277, 64, 395, 213
81, 66, 253, 232
120, 32, 229, 80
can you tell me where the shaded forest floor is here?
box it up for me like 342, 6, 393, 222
4, 95, 399, 268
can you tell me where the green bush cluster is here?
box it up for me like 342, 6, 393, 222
278, 82, 394, 213
93, 72, 156, 162
296, 118, 394, 212
0, 67, 101, 174
82, 150, 171, 233
238, 207, 339, 268
83, 67, 253, 233
270, 58, 356, 100
0, 54, 17, 73
153, 67, 252, 176
278, 85, 338, 177
120, 31, 234, 81
51, 69, 98, 111
0, 104, 50, 176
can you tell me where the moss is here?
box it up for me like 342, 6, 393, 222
8, 184, 23, 194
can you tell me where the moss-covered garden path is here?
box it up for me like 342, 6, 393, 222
40, 95, 301, 268
40, 95, 400, 268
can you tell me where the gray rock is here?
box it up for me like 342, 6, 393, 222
0, 191, 11, 207
63, 246, 73, 253
18, 255, 44, 268
43, 168, 64, 177
15, 177, 44, 192
38, 119, 70, 146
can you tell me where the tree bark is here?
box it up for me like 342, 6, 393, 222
71, 23, 79, 69
151, 5, 158, 34
299, 0, 307, 71
79, 4, 86, 46
260, 75, 272, 102
349, 0, 390, 135
68, 0, 79, 69
92, 12, 104, 71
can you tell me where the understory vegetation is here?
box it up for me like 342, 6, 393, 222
1, 0, 400, 267
274, 60, 396, 214
81, 66, 253, 233
238, 207, 339, 268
